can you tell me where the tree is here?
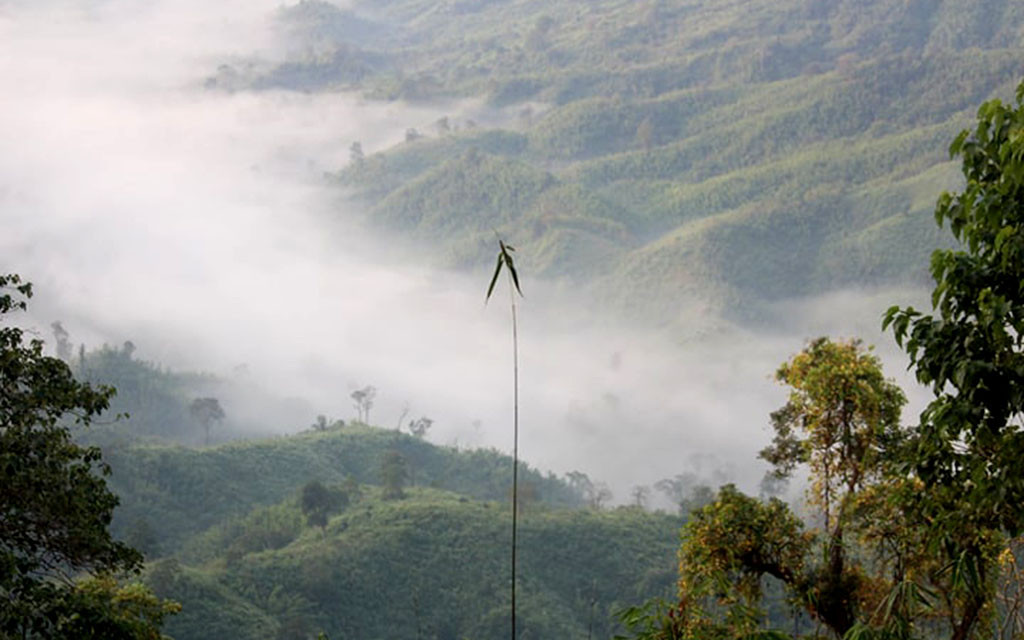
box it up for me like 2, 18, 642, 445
761, 338, 905, 636
760, 337, 905, 623
675, 485, 812, 639
54, 575, 180, 640
566, 470, 593, 500
310, 414, 343, 432
50, 320, 72, 361
654, 473, 715, 516
351, 385, 376, 423
0, 274, 176, 637
883, 80, 1024, 640
885, 81, 1024, 535
666, 339, 909, 639
407, 416, 433, 439
630, 485, 650, 509
189, 396, 224, 445
300, 480, 347, 531
380, 449, 408, 500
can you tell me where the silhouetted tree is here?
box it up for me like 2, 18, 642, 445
408, 416, 433, 439
301, 480, 347, 531
50, 321, 72, 361
311, 414, 343, 432
351, 385, 376, 423
630, 485, 650, 509
189, 396, 225, 445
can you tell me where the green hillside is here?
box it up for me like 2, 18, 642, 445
99, 424, 678, 639
145, 488, 678, 640
105, 424, 582, 552
215, 0, 1024, 325
63, 337, 684, 638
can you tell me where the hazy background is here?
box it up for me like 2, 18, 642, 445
0, 0, 933, 501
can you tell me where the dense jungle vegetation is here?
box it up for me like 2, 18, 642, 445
7, 0, 1024, 638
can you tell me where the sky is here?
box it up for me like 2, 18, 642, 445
0, 0, 935, 503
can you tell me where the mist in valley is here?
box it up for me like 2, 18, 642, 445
1, 0, 937, 503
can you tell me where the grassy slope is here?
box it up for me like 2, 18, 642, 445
274, 0, 1024, 326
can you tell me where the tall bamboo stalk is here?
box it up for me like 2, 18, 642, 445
485, 239, 523, 640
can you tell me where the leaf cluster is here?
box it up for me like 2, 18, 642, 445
884, 82, 1024, 536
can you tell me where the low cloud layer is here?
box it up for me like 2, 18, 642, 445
1, 1, 935, 501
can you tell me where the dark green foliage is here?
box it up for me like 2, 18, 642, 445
0, 275, 168, 637
300, 480, 348, 529
886, 81, 1024, 536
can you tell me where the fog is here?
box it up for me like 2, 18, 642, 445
0, 0, 933, 501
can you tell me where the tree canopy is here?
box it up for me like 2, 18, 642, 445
0, 274, 176, 638
885, 81, 1024, 537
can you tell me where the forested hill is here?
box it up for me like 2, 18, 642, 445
104, 423, 582, 551
54, 341, 683, 638
103, 424, 680, 639
209, 0, 1024, 326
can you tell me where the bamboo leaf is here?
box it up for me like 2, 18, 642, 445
497, 240, 523, 297
485, 254, 503, 303
506, 256, 523, 296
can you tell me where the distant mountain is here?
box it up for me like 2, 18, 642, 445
221, 0, 1024, 327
